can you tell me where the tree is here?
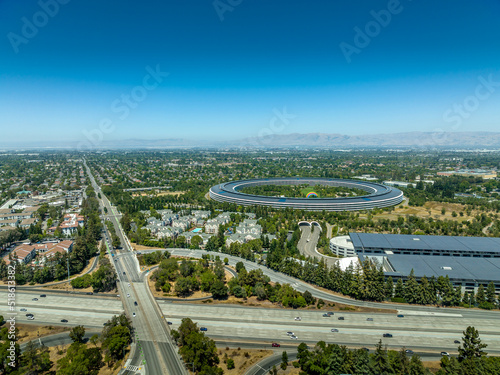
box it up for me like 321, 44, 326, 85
227, 358, 235, 369
408, 354, 427, 375
384, 276, 394, 299
475, 284, 486, 305
281, 351, 288, 370
235, 261, 246, 274
372, 340, 393, 375
486, 281, 496, 304
69, 325, 86, 343
90, 334, 99, 347
20, 340, 52, 374
458, 326, 488, 362
394, 278, 405, 299
210, 279, 228, 299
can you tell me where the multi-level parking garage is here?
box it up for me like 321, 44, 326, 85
209, 178, 404, 211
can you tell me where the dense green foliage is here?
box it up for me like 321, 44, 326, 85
240, 184, 368, 198
171, 318, 223, 374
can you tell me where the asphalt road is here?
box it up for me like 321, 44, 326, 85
297, 225, 337, 268
160, 302, 500, 356
85, 160, 187, 375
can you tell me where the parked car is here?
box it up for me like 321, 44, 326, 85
272, 343, 280, 347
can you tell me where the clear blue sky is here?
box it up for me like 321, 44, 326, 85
1, 0, 499, 145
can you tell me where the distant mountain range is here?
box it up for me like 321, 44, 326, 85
2, 131, 500, 150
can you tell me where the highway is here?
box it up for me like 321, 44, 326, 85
84, 160, 187, 375
160, 302, 500, 356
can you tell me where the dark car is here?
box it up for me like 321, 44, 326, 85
397, 314, 404, 318
327, 312, 334, 316
405, 349, 414, 354
366, 318, 373, 321
338, 317, 344, 320
40, 294, 46, 297
134, 301, 138, 306
331, 329, 339, 333
200, 327, 208, 331
322, 313, 330, 317
61, 319, 68, 323
361, 347, 370, 352
26, 313, 33, 317
454, 340, 460, 344
272, 343, 280, 347
32, 298, 38, 301
123, 271, 126, 275
383, 333, 393, 338
167, 321, 173, 325
86, 292, 94, 295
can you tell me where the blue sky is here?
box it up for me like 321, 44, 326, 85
1, 0, 499, 145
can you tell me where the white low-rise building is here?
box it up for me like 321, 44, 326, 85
329, 235, 356, 257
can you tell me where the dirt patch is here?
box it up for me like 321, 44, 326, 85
423, 360, 441, 374
365, 201, 486, 224
217, 347, 273, 375
156, 191, 185, 197
17, 323, 71, 344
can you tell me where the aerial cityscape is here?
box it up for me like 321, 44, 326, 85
1, 1, 500, 375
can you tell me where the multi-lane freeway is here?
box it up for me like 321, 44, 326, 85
84, 160, 187, 375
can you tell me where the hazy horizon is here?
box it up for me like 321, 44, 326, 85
1, 0, 499, 146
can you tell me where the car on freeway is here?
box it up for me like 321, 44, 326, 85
366, 318, 373, 321
338, 317, 344, 320
32, 298, 38, 301
290, 335, 298, 340
132, 313, 136, 318
61, 319, 68, 323
28, 316, 35, 320
86, 292, 94, 295
200, 327, 208, 331
272, 343, 280, 347
26, 313, 33, 317
397, 314, 404, 318
128, 283, 131, 287
405, 349, 414, 354
167, 321, 172, 325
361, 347, 369, 352
322, 313, 330, 317
20, 308, 27, 312
327, 312, 334, 316
441, 352, 450, 357
134, 301, 138, 306
331, 329, 339, 332
40, 294, 46, 297
286, 331, 294, 336
127, 293, 130, 298
137, 252, 142, 255
294, 317, 301, 321
454, 340, 460, 344
123, 272, 126, 275
383, 333, 393, 338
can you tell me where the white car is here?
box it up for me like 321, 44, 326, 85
127, 293, 130, 298
290, 335, 298, 339
128, 283, 131, 287
294, 317, 301, 321
28, 316, 34, 320
132, 312, 136, 317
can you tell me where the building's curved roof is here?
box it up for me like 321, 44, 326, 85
209, 177, 403, 211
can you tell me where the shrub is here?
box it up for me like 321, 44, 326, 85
227, 358, 235, 369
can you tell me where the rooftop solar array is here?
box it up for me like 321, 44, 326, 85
350, 232, 500, 254
378, 254, 500, 282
